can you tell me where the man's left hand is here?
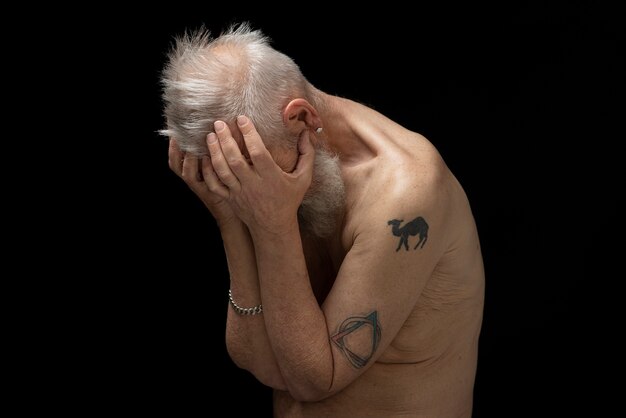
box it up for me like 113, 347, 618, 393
207, 115, 315, 236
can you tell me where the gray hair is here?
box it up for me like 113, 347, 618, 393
160, 23, 309, 156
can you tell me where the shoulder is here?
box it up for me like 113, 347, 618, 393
343, 132, 454, 255
367, 133, 450, 220
392, 134, 448, 204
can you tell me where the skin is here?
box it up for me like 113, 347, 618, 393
169, 93, 484, 417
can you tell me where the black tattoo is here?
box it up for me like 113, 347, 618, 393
331, 311, 382, 369
388, 217, 429, 251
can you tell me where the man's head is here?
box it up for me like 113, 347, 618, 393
161, 24, 344, 237
161, 24, 318, 167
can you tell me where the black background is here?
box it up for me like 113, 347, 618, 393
91, 4, 623, 417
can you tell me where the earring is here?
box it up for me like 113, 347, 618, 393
315, 127, 323, 134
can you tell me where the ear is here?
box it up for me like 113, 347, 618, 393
282, 98, 321, 135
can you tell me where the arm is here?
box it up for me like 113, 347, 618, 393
168, 139, 286, 389
210, 118, 448, 401
221, 219, 287, 389
251, 199, 445, 400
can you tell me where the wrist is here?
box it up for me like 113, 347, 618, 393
204, 200, 238, 228
248, 216, 300, 241
216, 215, 245, 232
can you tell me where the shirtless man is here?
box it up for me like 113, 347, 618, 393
162, 25, 484, 417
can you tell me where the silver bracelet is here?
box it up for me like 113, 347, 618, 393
228, 289, 263, 315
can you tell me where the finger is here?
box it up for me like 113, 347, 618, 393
236, 115, 276, 174
201, 155, 229, 199
207, 132, 241, 192
214, 120, 252, 181
181, 152, 202, 186
168, 139, 184, 177
291, 131, 316, 180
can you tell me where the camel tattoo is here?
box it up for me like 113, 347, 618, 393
388, 217, 429, 251
331, 311, 381, 369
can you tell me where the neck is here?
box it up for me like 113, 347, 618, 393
310, 90, 377, 165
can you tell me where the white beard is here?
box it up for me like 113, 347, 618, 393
298, 147, 346, 238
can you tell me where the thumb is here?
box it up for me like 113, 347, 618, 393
292, 130, 315, 178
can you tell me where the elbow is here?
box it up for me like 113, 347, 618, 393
226, 338, 288, 390
251, 364, 288, 391
287, 384, 334, 403
281, 347, 337, 402
225, 333, 250, 370
283, 369, 335, 402
289, 391, 328, 403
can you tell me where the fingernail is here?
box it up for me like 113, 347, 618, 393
214, 121, 225, 132
207, 133, 217, 144
237, 115, 248, 126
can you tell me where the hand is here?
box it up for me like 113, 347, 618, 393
207, 116, 315, 236
168, 138, 238, 227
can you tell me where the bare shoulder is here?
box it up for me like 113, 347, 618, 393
385, 131, 450, 202
348, 130, 455, 245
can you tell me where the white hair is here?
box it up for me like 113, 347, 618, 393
160, 23, 309, 155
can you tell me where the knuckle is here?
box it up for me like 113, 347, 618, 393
202, 165, 213, 176
216, 169, 232, 182
220, 135, 237, 148
228, 157, 243, 168
241, 125, 256, 136
209, 146, 221, 157
207, 182, 221, 193
249, 148, 265, 159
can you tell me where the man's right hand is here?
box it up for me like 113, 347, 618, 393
168, 137, 239, 228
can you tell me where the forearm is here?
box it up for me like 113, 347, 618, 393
251, 222, 334, 401
203, 117, 333, 397
221, 219, 286, 389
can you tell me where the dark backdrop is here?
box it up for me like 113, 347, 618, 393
99, 4, 623, 417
